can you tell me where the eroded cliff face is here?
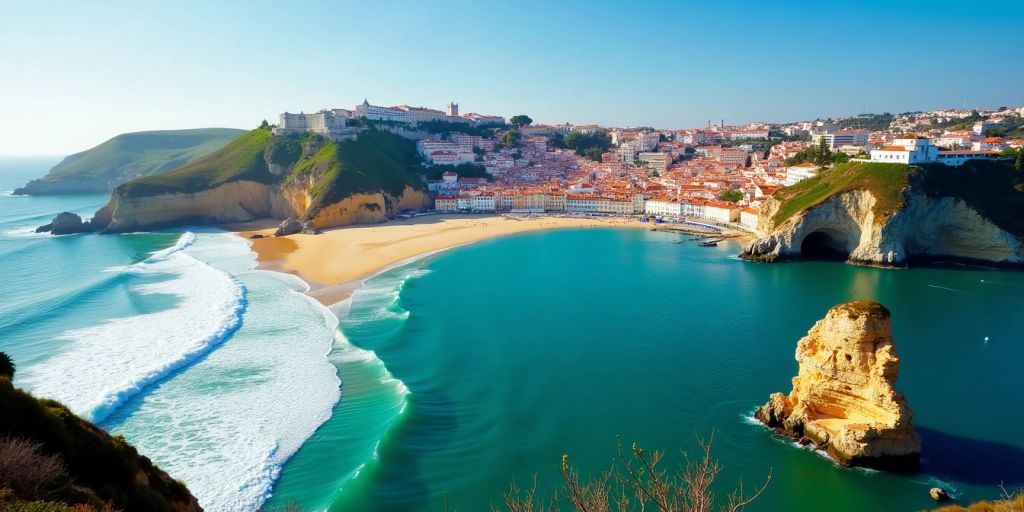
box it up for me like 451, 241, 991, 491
93, 180, 292, 233
742, 188, 1024, 267
755, 301, 921, 470
93, 180, 430, 233
306, 186, 430, 229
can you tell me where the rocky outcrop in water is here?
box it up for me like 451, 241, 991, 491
742, 190, 1024, 267
35, 212, 91, 235
741, 162, 1024, 267
755, 300, 921, 470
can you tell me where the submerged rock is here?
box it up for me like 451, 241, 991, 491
38, 212, 91, 235
755, 300, 921, 470
275, 217, 302, 236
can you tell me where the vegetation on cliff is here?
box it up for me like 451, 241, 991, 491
288, 129, 425, 220
771, 161, 910, 229
0, 352, 199, 511
915, 159, 1024, 236
495, 434, 769, 512
770, 159, 1024, 234
117, 128, 278, 198
15, 128, 244, 194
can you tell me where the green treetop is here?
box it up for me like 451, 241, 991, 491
509, 115, 533, 128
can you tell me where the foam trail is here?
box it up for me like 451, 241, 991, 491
106, 252, 341, 511
20, 231, 246, 423
928, 284, 966, 293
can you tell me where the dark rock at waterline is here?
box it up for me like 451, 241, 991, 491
250, 233, 265, 239
38, 212, 92, 235
275, 217, 302, 236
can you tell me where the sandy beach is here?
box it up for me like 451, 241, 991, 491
233, 214, 647, 305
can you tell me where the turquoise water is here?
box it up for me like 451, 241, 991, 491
0, 159, 348, 511
271, 228, 1024, 511
4, 158, 1024, 511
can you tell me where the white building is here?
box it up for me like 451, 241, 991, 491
935, 150, 1001, 166
784, 163, 820, 186
870, 138, 938, 164
273, 111, 353, 139
740, 208, 759, 231
812, 130, 869, 150
644, 198, 684, 217
354, 100, 412, 123
637, 152, 671, 173
471, 193, 496, 212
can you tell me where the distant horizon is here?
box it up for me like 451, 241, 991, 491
3, 0, 1023, 156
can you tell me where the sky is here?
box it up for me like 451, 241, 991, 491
2, 0, 1023, 156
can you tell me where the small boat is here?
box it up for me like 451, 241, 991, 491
699, 241, 718, 247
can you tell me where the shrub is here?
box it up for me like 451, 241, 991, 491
0, 437, 69, 500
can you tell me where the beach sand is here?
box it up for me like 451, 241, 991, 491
232, 215, 648, 305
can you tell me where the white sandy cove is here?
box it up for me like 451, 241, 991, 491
235, 214, 647, 304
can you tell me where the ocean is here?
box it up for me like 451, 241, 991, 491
2, 157, 1023, 511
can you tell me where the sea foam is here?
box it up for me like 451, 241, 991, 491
20, 231, 247, 423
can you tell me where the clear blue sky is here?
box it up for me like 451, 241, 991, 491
2, 0, 1022, 155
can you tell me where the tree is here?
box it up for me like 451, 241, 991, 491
501, 129, 522, 148
497, 433, 771, 512
564, 131, 612, 161
510, 115, 533, 129
720, 189, 744, 203
813, 138, 834, 168
259, 119, 270, 129
1016, 149, 1023, 171
0, 352, 13, 380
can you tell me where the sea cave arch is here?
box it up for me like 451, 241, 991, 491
800, 229, 857, 261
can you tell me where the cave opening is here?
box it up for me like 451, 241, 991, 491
800, 231, 852, 261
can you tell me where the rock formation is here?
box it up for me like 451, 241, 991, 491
35, 212, 91, 235
742, 190, 1024, 267
275, 217, 302, 236
741, 161, 1024, 267
755, 301, 921, 470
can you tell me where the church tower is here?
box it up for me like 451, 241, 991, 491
447, 101, 459, 117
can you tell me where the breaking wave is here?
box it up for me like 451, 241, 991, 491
19, 231, 247, 423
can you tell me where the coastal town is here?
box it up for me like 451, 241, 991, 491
273, 100, 1024, 233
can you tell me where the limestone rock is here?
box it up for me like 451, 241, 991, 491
275, 217, 302, 236
39, 212, 91, 235
741, 189, 1024, 267
755, 300, 921, 470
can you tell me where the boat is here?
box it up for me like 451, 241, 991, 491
699, 241, 718, 247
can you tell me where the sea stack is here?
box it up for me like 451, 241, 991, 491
756, 300, 921, 470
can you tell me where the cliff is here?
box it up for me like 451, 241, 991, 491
14, 128, 244, 195
0, 363, 201, 511
755, 301, 921, 470
89, 128, 431, 233
741, 160, 1024, 267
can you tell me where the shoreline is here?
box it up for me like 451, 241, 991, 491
231, 214, 662, 306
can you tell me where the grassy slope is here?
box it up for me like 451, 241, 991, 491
0, 377, 197, 511
117, 128, 277, 197
771, 161, 910, 229
770, 159, 1024, 236
42, 128, 245, 181
292, 129, 425, 219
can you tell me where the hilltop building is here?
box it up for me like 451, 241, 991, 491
272, 111, 357, 140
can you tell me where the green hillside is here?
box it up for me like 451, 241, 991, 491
771, 161, 910, 229
15, 128, 244, 194
289, 129, 426, 219
771, 159, 1024, 234
115, 128, 426, 220
0, 354, 199, 511
117, 128, 279, 197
